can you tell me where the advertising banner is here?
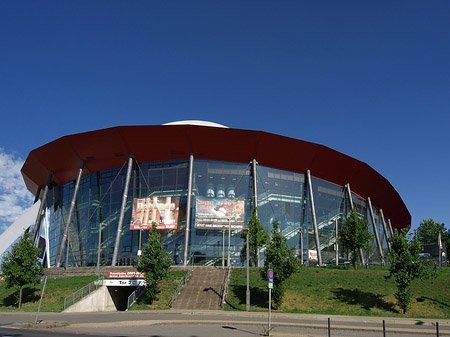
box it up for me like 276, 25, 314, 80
107, 271, 145, 279
308, 249, 318, 261
130, 196, 179, 230
195, 196, 245, 229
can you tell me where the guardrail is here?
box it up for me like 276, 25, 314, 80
221, 264, 232, 308
170, 268, 193, 308
63, 276, 104, 310
126, 286, 146, 310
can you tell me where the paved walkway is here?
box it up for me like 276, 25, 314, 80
0, 310, 449, 336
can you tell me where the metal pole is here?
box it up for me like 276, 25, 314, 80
335, 218, 339, 266
252, 159, 260, 267
383, 320, 386, 337
183, 154, 194, 266
222, 227, 225, 268
112, 155, 134, 266
228, 218, 231, 267
380, 209, 391, 252
35, 276, 47, 323
246, 228, 250, 312
306, 170, 322, 266
328, 317, 331, 337
56, 161, 84, 267
65, 231, 69, 269
388, 219, 394, 237
346, 184, 365, 265
96, 223, 103, 274
367, 197, 384, 265
438, 232, 442, 267
268, 287, 271, 335
300, 228, 303, 265
252, 159, 258, 213
32, 171, 53, 246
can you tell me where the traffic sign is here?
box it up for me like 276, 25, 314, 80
268, 269, 273, 283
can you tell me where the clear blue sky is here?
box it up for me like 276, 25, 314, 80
0, 1, 449, 234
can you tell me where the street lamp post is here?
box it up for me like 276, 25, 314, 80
227, 218, 231, 267
222, 226, 225, 268
300, 227, 303, 265
243, 227, 250, 311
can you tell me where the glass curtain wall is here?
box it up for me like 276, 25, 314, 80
256, 166, 304, 264
47, 160, 189, 267
44, 158, 389, 268
190, 160, 252, 266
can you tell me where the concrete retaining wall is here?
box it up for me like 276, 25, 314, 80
63, 285, 116, 312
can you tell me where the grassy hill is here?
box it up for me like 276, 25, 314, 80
225, 266, 450, 318
1, 267, 448, 318
0, 270, 186, 312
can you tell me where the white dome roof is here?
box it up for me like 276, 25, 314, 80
163, 120, 228, 128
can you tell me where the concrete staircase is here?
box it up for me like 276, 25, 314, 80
173, 267, 227, 310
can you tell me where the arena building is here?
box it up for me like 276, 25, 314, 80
18, 121, 410, 268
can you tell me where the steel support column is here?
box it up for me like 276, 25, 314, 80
345, 184, 365, 265
379, 209, 391, 252
251, 159, 258, 213
32, 171, 53, 247
367, 197, 385, 265
388, 219, 394, 237
306, 170, 322, 266
56, 161, 84, 267
111, 155, 134, 266
183, 154, 194, 266
345, 184, 354, 210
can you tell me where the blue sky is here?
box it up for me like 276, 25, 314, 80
0, 0, 449, 234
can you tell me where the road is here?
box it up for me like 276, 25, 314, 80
0, 310, 448, 337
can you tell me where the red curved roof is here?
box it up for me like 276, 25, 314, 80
21, 125, 410, 229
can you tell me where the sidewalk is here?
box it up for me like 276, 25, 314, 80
0, 310, 449, 336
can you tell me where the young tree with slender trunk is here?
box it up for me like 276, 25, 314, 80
387, 227, 435, 314
135, 222, 172, 303
338, 208, 372, 269
0, 231, 43, 309
240, 208, 269, 267
261, 221, 300, 308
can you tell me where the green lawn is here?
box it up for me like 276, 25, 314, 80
0, 270, 187, 312
128, 270, 187, 310
0, 275, 98, 312
225, 266, 450, 318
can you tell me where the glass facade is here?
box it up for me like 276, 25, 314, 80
44, 158, 392, 267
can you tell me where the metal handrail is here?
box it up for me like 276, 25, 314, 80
126, 286, 145, 310
63, 276, 104, 310
221, 264, 232, 308
170, 268, 192, 308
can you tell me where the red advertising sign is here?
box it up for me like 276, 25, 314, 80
107, 271, 145, 279
130, 196, 179, 230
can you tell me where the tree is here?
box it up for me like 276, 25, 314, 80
0, 231, 43, 309
240, 208, 269, 266
387, 227, 434, 314
135, 222, 172, 303
416, 218, 449, 249
338, 208, 372, 269
261, 221, 300, 308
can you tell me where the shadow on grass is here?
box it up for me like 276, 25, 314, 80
417, 296, 450, 308
331, 287, 398, 313
228, 285, 268, 309
3, 287, 40, 307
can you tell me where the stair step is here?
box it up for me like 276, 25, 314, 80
173, 267, 227, 310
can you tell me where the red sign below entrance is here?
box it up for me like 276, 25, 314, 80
107, 271, 145, 279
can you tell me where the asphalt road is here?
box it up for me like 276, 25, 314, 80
0, 310, 448, 337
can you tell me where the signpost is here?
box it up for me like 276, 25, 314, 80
268, 269, 273, 335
